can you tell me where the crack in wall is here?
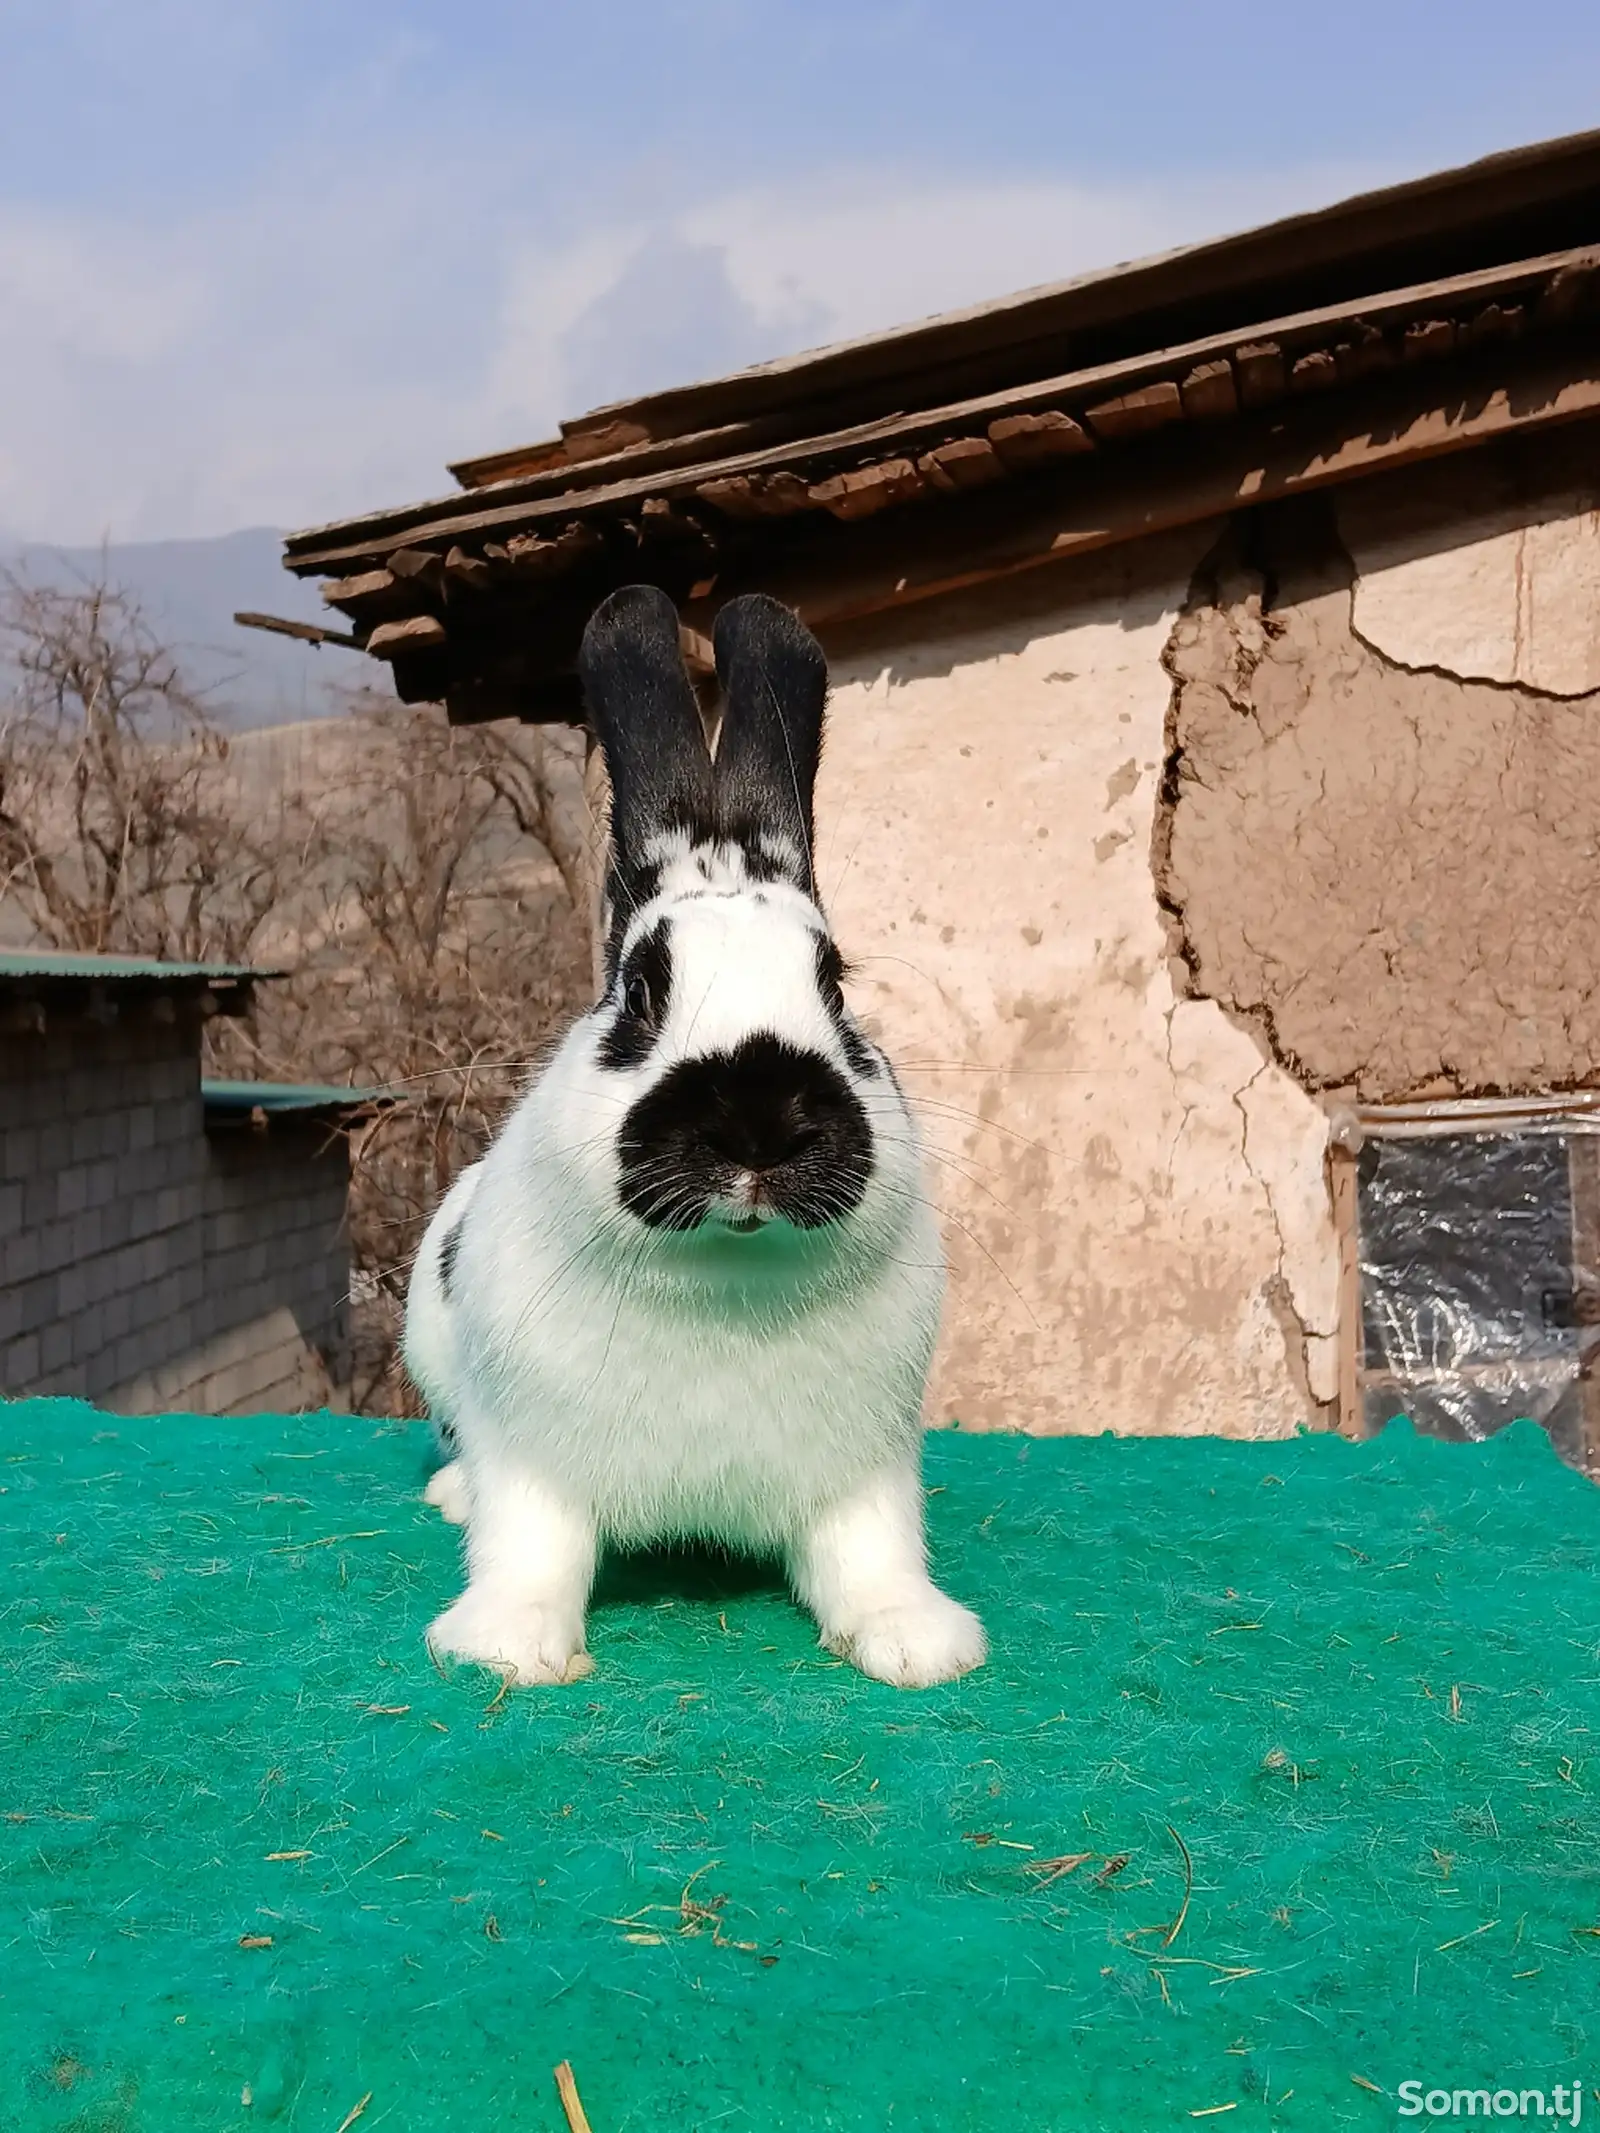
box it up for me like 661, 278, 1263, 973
1152, 490, 1600, 1104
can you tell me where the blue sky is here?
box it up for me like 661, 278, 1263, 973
3, 0, 1597, 543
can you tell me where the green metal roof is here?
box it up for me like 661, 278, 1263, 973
201, 1079, 391, 1116
0, 950, 280, 985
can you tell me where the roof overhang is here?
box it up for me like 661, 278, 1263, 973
275, 129, 1600, 726
0, 953, 280, 1033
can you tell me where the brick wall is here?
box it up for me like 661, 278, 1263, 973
0, 1018, 350, 1413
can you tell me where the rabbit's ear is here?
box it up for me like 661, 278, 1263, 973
580, 586, 715, 879
711, 593, 828, 889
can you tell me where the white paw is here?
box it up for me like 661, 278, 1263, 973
824, 1587, 987, 1688
423, 1459, 471, 1525
427, 1587, 593, 1686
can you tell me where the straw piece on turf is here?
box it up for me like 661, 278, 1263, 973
268, 1530, 386, 1553
1437, 1920, 1499, 1951
1162, 1825, 1194, 1948
334, 2093, 373, 2133
554, 2060, 594, 2133
1024, 1852, 1094, 1886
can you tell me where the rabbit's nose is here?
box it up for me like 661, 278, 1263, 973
710, 1116, 822, 1172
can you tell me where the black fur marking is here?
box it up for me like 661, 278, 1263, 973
712, 596, 828, 887
618, 1034, 872, 1230
724, 829, 805, 888
438, 1215, 466, 1298
581, 587, 715, 979
815, 937, 880, 1079
598, 920, 673, 1071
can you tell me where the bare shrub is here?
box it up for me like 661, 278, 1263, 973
0, 569, 324, 963
237, 693, 591, 1412
1, 571, 592, 1413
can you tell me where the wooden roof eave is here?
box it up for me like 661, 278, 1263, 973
430, 335, 1600, 727
283, 242, 1600, 578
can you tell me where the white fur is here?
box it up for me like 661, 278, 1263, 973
407, 838, 985, 1688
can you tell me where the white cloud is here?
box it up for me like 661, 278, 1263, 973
0, 156, 1389, 546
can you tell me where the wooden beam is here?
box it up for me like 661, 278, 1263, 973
1330, 1144, 1364, 1438
695, 470, 816, 519
986, 410, 1093, 467
918, 436, 1006, 491
1178, 360, 1238, 420
233, 610, 359, 650
445, 545, 496, 593
703, 343, 1600, 637
809, 458, 927, 520
1084, 380, 1184, 440
320, 568, 403, 621
366, 615, 447, 659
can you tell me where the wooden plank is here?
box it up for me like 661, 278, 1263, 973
1463, 301, 1524, 347
1402, 318, 1456, 362
1234, 341, 1285, 407
444, 546, 495, 592
703, 344, 1600, 639
233, 610, 359, 650
695, 470, 816, 519
283, 244, 1600, 574
1333, 326, 1395, 383
1178, 360, 1237, 420
449, 435, 570, 489
808, 458, 926, 521
501, 522, 605, 581
1538, 260, 1600, 325
321, 568, 403, 620
986, 410, 1093, 466
1084, 380, 1183, 440
1331, 1146, 1364, 1439
367, 615, 447, 659
917, 437, 1006, 491
1290, 349, 1339, 392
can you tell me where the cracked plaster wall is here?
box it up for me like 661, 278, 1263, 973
1340, 442, 1600, 697
817, 534, 1338, 1439
1162, 442, 1600, 1102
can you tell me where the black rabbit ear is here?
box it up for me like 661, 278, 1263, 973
711, 593, 829, 890
579, 585, 715, 881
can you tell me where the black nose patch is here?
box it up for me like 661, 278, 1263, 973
617, 1035, 873, 1230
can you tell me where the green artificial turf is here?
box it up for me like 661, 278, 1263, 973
2, 1399, 1598, 2131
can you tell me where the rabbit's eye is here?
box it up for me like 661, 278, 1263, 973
625, 974, 654, 1024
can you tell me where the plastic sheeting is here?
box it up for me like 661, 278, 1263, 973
1357, 1129, 1598, 1471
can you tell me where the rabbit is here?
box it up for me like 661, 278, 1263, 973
403, 583, 985, 1689
406, 1160, 480, 1527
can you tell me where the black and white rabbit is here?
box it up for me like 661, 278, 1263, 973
403, 585, 985, 1688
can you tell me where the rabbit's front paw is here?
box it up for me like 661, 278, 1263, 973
427, 1587, 592, 1686
825, 1588, 987, 1688
423, 1459, 471, 1525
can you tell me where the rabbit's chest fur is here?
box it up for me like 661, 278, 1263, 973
449, 1136, 941, 1549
